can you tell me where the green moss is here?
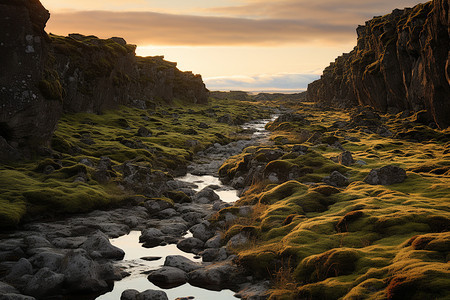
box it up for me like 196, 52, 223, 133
1, 98, 272, 228
222, 101, 450, 299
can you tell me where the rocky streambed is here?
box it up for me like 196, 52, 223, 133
0, 116, 278, 300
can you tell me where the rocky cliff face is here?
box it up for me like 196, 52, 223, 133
51, 34, 208, 114
307, 0, 449, 128
0, 0, 62, 160
0, 0, 209, 161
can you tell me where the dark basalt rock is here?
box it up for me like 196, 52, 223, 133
0, 0, 209, 162
364, 165, 407, 185
0, 0, 62, 161
307, 0, 449, 129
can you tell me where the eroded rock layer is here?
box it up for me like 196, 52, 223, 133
307, 0, 449, 128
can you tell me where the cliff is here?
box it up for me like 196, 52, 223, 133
307, 0, 449, 128
0, 0, 208, 161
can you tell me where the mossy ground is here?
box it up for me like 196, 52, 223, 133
0, 99, 271, 228
217, 102, 450, 299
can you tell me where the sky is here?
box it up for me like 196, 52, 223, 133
40, 0, 423, 92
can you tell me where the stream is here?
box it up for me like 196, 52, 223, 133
97, 116, 276, 300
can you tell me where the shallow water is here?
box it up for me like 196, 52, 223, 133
97, 116, 276, 300
178, 173, 239, 203
96, 231, 236, 300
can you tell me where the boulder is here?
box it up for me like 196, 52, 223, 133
188, 260, 242, 289
5, 258, 33, 281
205, 233, 223, 248
200, 247, 228, 262
147, 267, 187, 288
189, 222, 215, 242
29, 251, 64, 272
24, 268, 64, 298
139, 228, 164, 248
177, 237, 204, 254
144, 199, 173, 214
164, 255, 202, 273
364, 165, 407, 185
60, 249, 108, 293
121, 289, 140, 300
81, 231, 125, 259
226, 233, 249, 250
193, 187, 220, 204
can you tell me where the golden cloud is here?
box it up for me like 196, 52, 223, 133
46, 10, 356, 46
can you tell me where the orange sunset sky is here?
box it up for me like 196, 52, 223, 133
40, 0, 423, 92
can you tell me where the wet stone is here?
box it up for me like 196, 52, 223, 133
147, 267, 187, 289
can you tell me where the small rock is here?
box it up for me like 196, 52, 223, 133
139, 289, 169, 300
43, 165, 55, 174
121, 289, 140, 300
323, 171, 349, 187
141, 256, 162, 261
79, 158, 95, 167
364, 165, 407, 185
355, 160, 367, 166
336, 151, 355, 166
292, 145, 308, 153
121, 289, 168, 300
137, 126, 152, 137
226, 233, 249, 250
193, 187, 220, 204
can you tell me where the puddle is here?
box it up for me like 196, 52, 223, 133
178, 173, 239, 203
96, 231, 236, 300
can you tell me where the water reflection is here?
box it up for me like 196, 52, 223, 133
178, 174, 239, 203
96, 231, 236, 300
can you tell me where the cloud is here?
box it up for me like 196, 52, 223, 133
46, 10, 355, 46
204, 73, 320, 91
208, 0, 422, 20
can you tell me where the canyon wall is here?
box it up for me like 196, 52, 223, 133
307, 0, 449, 128
0, 0, 208, 161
